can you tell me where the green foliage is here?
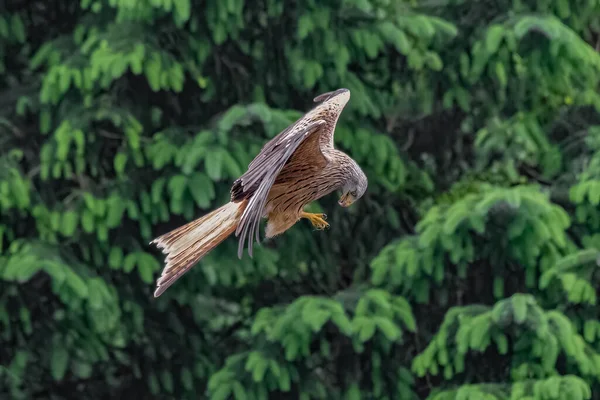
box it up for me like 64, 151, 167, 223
2, 0, 600, 398
429, 375, 592, 400
371, 184, 571, 305
414, 294, 600, 381
208, 290, 417, 399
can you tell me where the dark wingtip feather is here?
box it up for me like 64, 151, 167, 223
313, 88, 350, 103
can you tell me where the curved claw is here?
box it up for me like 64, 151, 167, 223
301, 212, 330, 230
315, 222, 329, 230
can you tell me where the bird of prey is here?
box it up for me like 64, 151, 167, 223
151, 88, 368, 297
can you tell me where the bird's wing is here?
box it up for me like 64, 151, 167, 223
234, 118, 326, 258
311, 89, 346, 149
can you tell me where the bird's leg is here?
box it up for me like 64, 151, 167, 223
301, 211, 329, 230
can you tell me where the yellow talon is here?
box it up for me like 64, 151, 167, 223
301, 212, 329, 230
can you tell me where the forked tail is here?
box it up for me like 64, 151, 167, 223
151, 201, 246, 297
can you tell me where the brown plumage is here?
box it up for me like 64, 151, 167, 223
151, 88, 368, 297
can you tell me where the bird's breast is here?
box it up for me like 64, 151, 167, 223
264, 162, 343, 217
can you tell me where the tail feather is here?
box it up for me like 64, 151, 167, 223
151, 201, 246, 297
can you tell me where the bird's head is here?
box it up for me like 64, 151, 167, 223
338, 160, 368, 208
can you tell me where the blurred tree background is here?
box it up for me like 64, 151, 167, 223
2, 0, 600, 398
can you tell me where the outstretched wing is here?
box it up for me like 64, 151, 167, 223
312, 88, 348, 148
233, 118, 326, 258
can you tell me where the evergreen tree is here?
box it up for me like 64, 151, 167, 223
1, 0, 600, 399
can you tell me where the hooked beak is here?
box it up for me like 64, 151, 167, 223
338, 192, 355, 208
